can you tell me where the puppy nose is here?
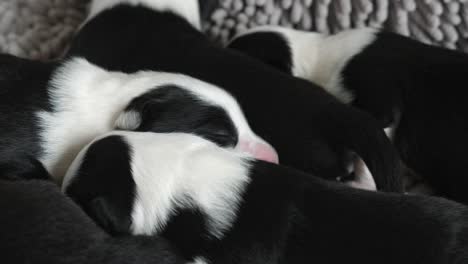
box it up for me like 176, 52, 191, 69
237, 139, 279, 164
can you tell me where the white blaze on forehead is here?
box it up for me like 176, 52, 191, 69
112, 132, 251, 238
86, 0, 201, 30
231, 26, 378, 104
38, 57, 272, 182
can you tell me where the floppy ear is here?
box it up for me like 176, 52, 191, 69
87, 197, 132, 235
0, 53, 54, 81
64, 135, 137, 235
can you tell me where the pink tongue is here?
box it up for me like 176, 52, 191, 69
237, 140, 279, 164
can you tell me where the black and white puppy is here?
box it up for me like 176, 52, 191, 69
67, 0, 402, 192
64, 131, 468, 264
228, 26, 468, 203
0, 53, 276, 183
0, 158, 184, 264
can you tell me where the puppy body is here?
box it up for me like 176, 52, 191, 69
87, 0, 200, 30
0, 55, 274, 182
0, 159, 184, 264
64, 131, 468, 264
68, 0, 402, 191
228, 27, 468, 203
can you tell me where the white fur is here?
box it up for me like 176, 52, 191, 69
39, 58, 267, 182
129, 132, 251, 238
188, 257, 210, 264
60, 136, 90, 192
64, 131, 251, 239
114, 110, 142, 130
384, 127, 394, 140
232, 27, 378, 104
86, 0, 201, 30
384, 110, 401, 142
346, 157, 377, 191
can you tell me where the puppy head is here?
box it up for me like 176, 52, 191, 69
115, 84, 279, 164
228, 27, 294, 75
229, 26, 330, 87
86, 0, 201, 30
63, 131, 251, 238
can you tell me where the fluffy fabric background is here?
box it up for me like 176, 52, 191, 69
1, 0, 468, 61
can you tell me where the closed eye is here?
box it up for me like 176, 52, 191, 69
198, 130, 237, 147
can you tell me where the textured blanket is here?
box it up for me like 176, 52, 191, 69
1, 0, 468, 61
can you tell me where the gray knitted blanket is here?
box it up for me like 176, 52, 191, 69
1, 0, 468, 61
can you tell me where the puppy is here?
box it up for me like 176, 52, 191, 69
0, 53, 276, 183
67, 0, 402, 192
228, 26, 468, 203
64, 131, 468, 264
0, 158, 184, 264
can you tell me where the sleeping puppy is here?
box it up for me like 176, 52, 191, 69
227, 26, 468, 203
0, 53, 276, 183
0, 158, 184, 264
67, 0, 402, 192
64, 131, 468, 264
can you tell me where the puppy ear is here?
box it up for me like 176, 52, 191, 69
88, 197, 132, 235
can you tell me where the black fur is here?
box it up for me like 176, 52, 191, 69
65, 135, 136, 235
0, 155, 51, 181
0, 55, 54, 164
0, 53, 53, 80
0, 159, 184, 264
123, 86, 238, 147
198, 0, 218, 23
228, 29, 468, 203
67, 4, 402, 192
342, 32, 468, 203
228, 31, 293, 75
65, 134, 468, 264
